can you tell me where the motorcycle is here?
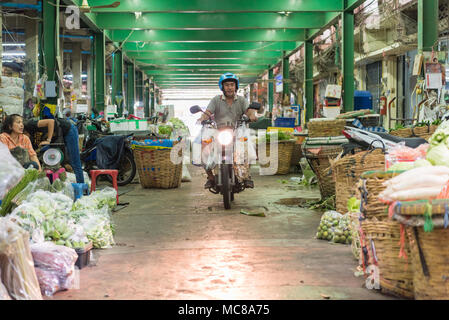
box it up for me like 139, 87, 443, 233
190, 102, 260, 210
80, 128, 137, 187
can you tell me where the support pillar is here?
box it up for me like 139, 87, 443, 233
42, 0, 58, 104
268, 68, 273, 112
342, 10, 355, 112
144, 77, 150, 118
304, 40, 314, 121
136, 70, 143, 106
93, 32, 105, 115
0, 10, 2, 71
126, 62, 135, 115
150, 80, 155, 116
418, 0, 438, 53
24, 19, 39, 102
111, 49, 123, 115
282, 52, 290, 104
72, 42, 82, 99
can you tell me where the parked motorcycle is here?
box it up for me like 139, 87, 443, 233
190, 102, 260, 209
80, 131, 137, 187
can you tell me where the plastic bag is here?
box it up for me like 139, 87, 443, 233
11, 177, 51, 207
0, 142, 25, 200
316, 211, 343, 241
31, 242, 78, 275
181, 164, 192, 182
332, 214, 353, 244
31, 242, 78, 296
0, 274, 12, 300
0, 218, 43, 300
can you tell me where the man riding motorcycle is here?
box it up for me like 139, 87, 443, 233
197, 72, 257, 189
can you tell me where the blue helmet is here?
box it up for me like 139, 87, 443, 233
218, 72, 239, 91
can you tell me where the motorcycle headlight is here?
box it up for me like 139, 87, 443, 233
217, 130, 233, 145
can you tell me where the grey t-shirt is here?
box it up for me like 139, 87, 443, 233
206, 95, 249, 128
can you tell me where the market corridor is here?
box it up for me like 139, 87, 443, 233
53, 166, 393, 300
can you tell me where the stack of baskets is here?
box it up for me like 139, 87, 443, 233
307, 119, 346, 138
331, 149, 385, 214
302, 144, 343, 200
391, 199, 449, 299
132, 138, 183, 189
357, 170, 414, 299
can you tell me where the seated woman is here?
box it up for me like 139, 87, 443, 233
0, 114, 42, 170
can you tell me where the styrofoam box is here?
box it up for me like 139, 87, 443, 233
323, 107, 341, 119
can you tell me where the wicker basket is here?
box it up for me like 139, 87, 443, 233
303, 144, 343, 199
260, 140, 295, 175
359, 171, 403, 220
133, 145, 182, 189
307, 119, 346, 138
361, 218, 414, 299
331, 149, 385, 214
406, 226, 449, 300
389, 128, 413, 138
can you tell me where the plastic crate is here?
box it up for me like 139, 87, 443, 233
75, 242, 93, 269
274, 117, 296, 128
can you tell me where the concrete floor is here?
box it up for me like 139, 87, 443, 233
53, 165, 395, 300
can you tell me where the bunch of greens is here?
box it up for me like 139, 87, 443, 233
158, 125, 173, 136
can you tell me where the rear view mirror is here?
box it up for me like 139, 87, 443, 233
190, 105, 202, 114
249, 102, 261, 110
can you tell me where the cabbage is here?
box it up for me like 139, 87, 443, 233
426, 144, 449, 167
413, 159, 432, 168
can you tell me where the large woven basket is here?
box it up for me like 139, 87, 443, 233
303, 144, 343, 199
331, 149, 385, 214
406, 226, 449, 300
389, 128, 413, 138
260, 140, 295, 175
361, 218, 414, 299
359, 171, 403, 220
133, 145, 182, 189
307, 119, 346, 138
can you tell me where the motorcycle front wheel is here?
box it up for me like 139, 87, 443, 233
221, 164, 232, 209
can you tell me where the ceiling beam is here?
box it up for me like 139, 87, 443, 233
141, 65, 267, 71
135, 58, 279, 65
95, 12, 326, 29
125, 51, 284, 59
145, 70, 262, 75
123, 42, 299, 52
346, 0, 366, 11
85, 0, 345, 13
109, 29, 306, 42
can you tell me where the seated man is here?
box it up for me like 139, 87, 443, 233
0, 114, 41, 170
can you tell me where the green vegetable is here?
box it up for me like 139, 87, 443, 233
426, 143, 449, 167
1, 169, 39, 216
347, 197, 360, 213
389, 162, 415, 171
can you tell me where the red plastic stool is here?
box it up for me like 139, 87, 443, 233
90, 169, 119, 204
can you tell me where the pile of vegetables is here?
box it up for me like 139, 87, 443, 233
8, 187, 117, 249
